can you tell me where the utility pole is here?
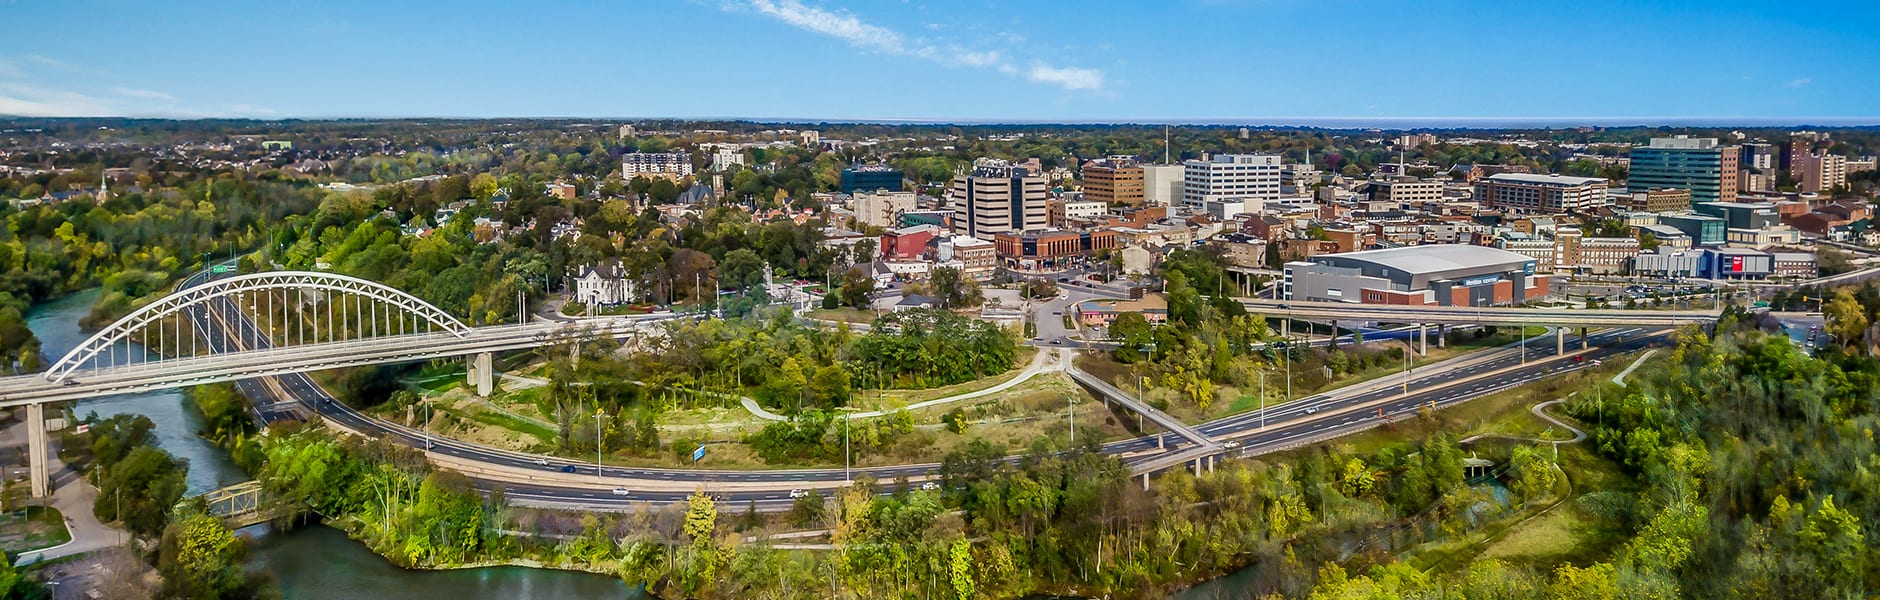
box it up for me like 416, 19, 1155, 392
1258, 369, 1266, 429
596, 409, 606, 481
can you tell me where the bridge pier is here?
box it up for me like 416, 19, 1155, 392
1557, 327, 1566, 356
1142, 473, 1150, 491
1418, 324, 1427, 355
1581, 327, 1589, 350
1437, 325, 1447, 348
27, 403, 47, 498
469, 352, 494, 397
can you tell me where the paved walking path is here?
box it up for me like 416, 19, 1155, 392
2, 417, 127, 566
739, 347, 1064, 422
1611, 349, 1656, 386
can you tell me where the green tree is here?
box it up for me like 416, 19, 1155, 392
949, 538, 976, 600
1824, 290, 1866, 346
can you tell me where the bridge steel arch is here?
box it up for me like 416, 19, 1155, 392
45, 271, 470, 382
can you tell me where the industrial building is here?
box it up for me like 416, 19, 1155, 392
1283, 245, 1547, 307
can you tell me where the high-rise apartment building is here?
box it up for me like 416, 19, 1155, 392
948, 158, 1048, 240
622, 152, 694, 181
1473, 173, 1610, 213
1081, 157, 1146, 205
1796, 152, 1848, 194
1182, 154, 1282, 207
1628, 137, 1737, 204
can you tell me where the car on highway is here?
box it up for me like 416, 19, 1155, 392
612, 487, 630, 496
919, 481, 940, 491
789, 489, 810, 499
560, 465, 577, 473
1221, 440, 1241, 449
1304, 406, 1318, 414
535, 457, 549, 466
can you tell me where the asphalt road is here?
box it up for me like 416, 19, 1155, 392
180, 267, 1664, 511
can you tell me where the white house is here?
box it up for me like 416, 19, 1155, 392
574, 263, 634, 306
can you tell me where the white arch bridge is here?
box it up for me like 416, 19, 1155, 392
0, 270, 672, 498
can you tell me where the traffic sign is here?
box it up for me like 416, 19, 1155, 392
211, 265, 235, 274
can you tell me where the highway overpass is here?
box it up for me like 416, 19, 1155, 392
1238, 298, 1721, 328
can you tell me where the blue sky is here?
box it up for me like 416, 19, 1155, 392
0, 0, 1874, 121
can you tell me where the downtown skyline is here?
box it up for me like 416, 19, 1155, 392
1, 0, 1876, 122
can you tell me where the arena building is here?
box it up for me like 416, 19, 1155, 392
1282, 245, 1549, 306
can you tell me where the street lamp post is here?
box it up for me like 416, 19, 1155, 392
596, 410, 606, 481
1067, 393, 1077, 445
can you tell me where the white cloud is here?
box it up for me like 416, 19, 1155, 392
0, 82, 117, 116
748, 0, 908, 54
1786, 77, 1812, 88
735, 1, 1105, 92
1026, 63, 1104, 92
109, 86, 176, 102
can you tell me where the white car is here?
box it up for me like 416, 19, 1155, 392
789, 489, 810, 499
535, 457, 549, 466
919, 481, 940, 491
611, 487, 630, 496
1221, 440, 1241, 449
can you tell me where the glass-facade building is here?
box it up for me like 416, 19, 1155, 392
840, 166, 904, 194
1628, 137, 1736, 204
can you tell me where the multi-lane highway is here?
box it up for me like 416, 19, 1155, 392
39, 266, 1671, 511
1238, 298, 1719, 328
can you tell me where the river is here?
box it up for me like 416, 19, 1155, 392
26, 288, 639, 599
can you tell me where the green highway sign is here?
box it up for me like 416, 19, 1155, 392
211, 265, 235, 274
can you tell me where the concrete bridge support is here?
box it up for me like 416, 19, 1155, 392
1557, 327, 1566, 356
1581, 327, 1589, 350
1418, 324, 1428, 355
27, 403, 47, 498
467, 352, 494, 397
1437, 325, 1447, 348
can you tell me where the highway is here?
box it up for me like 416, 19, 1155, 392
1238, 298, 1719, 328
20, 266, 1672, 511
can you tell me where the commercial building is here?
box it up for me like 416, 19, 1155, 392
1627, 136, 1737, 204
1658, 213, 1727, 247
622, 152, 694, 181
1473, 173, 1610, 213
1770, 251, 1817, 279
1047, 199, 1108, 227
841, 165, 905, 194
1077, 294, 1168, 327
1632, 249, 1704, 278
1620, 188, 1692, 213
1282, 245, 1547, 307
933, 235, 996, 280
1081, 157, 1146, 205
1694, 202, 1780, 230
1183, 154, 1282, 207
1702, 247, 1774, 280
1366, 176, 1445, 207
1738, 143, 1777, 192
1141, 164, 1185, 205
851, 190, 918, 228
993, 230, 1120, 273
880, 224, 942, 260
948, 159, 1048, 240
1575, 237, 1642, 274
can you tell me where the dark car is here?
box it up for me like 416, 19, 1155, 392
559, 465, 577, 473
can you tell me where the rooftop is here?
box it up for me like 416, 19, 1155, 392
1484, 173, 1609, 186
1320, 244, 1536, 274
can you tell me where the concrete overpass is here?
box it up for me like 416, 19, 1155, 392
1238, 298, 1721, 329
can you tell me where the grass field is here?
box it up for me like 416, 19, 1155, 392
0, 506, 70, 554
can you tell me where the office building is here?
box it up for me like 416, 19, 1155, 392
1738, 143, 1777, 192
1620, 188, 1692, 213
1473, 173, 1610, 213
622, 152, 694, 181
1282, 245, 1546, 306
1366, 176, 1446, 207
1141, 164, 1185, 205
1081, 157, 1146, 205
1658, 213, 1726, 247
1183, 154, 1282, 206
1048, 198, 1108, 226
852, 190, 917, 228
841, 164, 905, 194
948, 158, 1048, 240
1628, 137, 1737, 203
1694, 202, 1780, 230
